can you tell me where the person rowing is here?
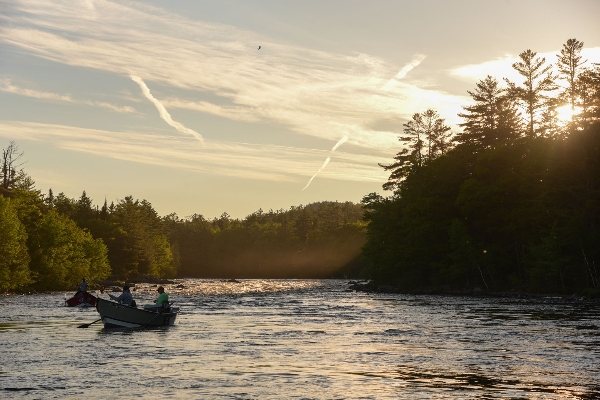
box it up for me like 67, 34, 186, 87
74, 277, 88, 296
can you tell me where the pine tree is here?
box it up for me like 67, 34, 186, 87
557, 38, 585, 118
457, 76, 522, 148
506, 50, 558, 137
577, 64, 600, 125
380, 109, 451, 191
45, 188, 54, 209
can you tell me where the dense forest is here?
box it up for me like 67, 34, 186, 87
0, 150, 367, 291
2, 38, 599, 295
364, 39, 600, 295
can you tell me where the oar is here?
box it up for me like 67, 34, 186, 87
78, 318, 102, 329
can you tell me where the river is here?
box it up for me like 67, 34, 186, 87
1, 279, 599, 399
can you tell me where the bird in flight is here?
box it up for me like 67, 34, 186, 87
258, 46, 261, 50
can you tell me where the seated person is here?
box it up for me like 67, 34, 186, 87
108, 285, 134, 307
155, 286, 169, 306
144, 286, 169, 311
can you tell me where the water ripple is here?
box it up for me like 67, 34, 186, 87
1, 279, 599, 399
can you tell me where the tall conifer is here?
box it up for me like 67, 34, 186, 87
506, 50, 557, 137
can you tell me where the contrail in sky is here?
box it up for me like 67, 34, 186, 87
395, 54, 426, 79
130, 75, 205, 145
302, 157, 330, 191
331, 135, 348, 151
383, 54, 427, 90
302, 135, 348, 191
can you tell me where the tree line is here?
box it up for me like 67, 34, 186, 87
3, 38, 598, 294
364, 38, 600, 295
0, 144, 367, 291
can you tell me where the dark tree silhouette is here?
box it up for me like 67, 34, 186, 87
557, 38, 585, 119
506, 50, 557, 137
457, 75, 522, 148
380, 109, 451, 191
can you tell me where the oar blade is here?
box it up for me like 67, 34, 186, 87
77, 319, 101, 328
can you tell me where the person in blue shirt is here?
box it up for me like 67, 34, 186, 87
74, 278, 88, 296
109, 285, 134, 306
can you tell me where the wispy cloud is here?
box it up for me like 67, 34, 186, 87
1, 0, 466, 149
451, 48, 600, 85
0, 79, 135, 113
130, 75, 205, 145
0, 121, 388, 183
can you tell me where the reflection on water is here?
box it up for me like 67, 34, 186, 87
1, 279, 599, 399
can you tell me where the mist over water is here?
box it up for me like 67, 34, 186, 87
2, 280, 599, 399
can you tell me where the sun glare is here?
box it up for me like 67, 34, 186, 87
555, 104, 582, 124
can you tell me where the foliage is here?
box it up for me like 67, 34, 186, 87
0, 170, 112, 291
164, 202, 368, 279
505, 49, 558, 137
0, 195, 31, 290
28, 210, 110, 291
367, 38, 600, 294
380, 109, 452, 191
456, 76, 522, 148
557, 38, 585, 116
4, 38, 600, 294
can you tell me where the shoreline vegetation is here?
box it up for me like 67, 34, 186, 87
3, 279, 599, 306
1, 38, 599, 297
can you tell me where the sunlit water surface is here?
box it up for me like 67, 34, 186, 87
1, 279, 599, 399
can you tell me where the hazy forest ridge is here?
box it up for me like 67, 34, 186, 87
1, 38, 599, 296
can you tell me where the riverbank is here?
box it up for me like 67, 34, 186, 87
347, 280, 600, 301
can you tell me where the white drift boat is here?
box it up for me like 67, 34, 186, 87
96, 297, 180, 329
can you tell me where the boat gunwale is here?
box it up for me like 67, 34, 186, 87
96, 297, 179, 328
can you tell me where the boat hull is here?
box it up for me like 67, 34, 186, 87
66, 292, 98, 307
96, 297, 179, 329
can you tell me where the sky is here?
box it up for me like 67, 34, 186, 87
1, 0, 599, 219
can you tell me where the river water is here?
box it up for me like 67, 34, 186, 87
1, 279, 599, 399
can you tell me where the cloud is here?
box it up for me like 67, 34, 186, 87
0, 79, 135, 113
0, 121, 388, 183
1, 0, 467, 150
160, 98, 259, 123
130, 75, 205, 145
451, 47, 600, 85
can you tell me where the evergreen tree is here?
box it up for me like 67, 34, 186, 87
100, 198, 109, 220
75, 190, 95, 222
577, 64, 600, 125
380, 109, 451, 191
53, 192, 76, 218
110, 196, 176, 279
457, 76, 522, 148
506, 50, 558, 137
45, 188, 54, 209
557, 38, 585, 119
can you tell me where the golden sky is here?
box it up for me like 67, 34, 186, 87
1, 0, 599, 218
